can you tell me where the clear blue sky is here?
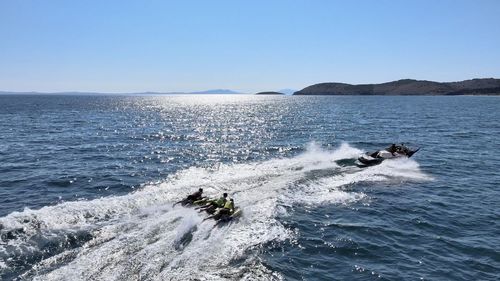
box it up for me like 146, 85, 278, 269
1, 0, 499, 93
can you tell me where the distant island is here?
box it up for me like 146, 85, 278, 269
293, 78, 500, 95
255, 91, 285, 95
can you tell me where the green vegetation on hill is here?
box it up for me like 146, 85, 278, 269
293, 78, 500, 95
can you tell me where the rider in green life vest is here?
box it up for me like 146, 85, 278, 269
213, 194, 228, 208
203, 198, 235, 221
198, 193, 227, 212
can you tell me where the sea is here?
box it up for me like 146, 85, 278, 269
0, 94, 499, 280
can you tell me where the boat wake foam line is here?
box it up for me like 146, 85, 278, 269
0, 142, 431, 281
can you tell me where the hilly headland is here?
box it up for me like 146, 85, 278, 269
293, 78, 500, 95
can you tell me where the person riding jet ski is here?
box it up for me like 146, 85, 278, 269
358, 143, 419, 166
173, 188, 204, 207
215, 201, 242, 226
197, 193, 227, 214
204, 198, 235, 221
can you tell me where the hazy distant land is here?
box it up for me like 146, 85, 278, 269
0, 89, 245, 96
2, 78, 500, 96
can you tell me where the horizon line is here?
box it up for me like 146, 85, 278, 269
1, 77, 499, 95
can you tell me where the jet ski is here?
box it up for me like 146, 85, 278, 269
174, 196, 208, 207
214, 208, 242, 226
199, 204, 219, 214
202, 207, 242, 224
357, 144, 419, 166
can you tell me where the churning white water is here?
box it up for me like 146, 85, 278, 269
0, 143, 430, 280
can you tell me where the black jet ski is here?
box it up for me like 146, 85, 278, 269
214, 208, 242, 226
357, 144, 419, 166
202, 207, 243, 225
173, 196, 208, 207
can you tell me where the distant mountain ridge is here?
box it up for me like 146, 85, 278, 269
293, 78, 500, 95
188, 89, 243, 95
0, 89, 245, 95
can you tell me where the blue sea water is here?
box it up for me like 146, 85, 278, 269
0, 95, 499, 280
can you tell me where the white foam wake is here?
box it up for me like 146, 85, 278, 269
0, 142, 430, 280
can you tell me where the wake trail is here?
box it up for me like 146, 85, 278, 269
0, 142, 431, 280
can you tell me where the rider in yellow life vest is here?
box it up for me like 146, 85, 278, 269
223, 198, 235, 213
203, 198, 235, 221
